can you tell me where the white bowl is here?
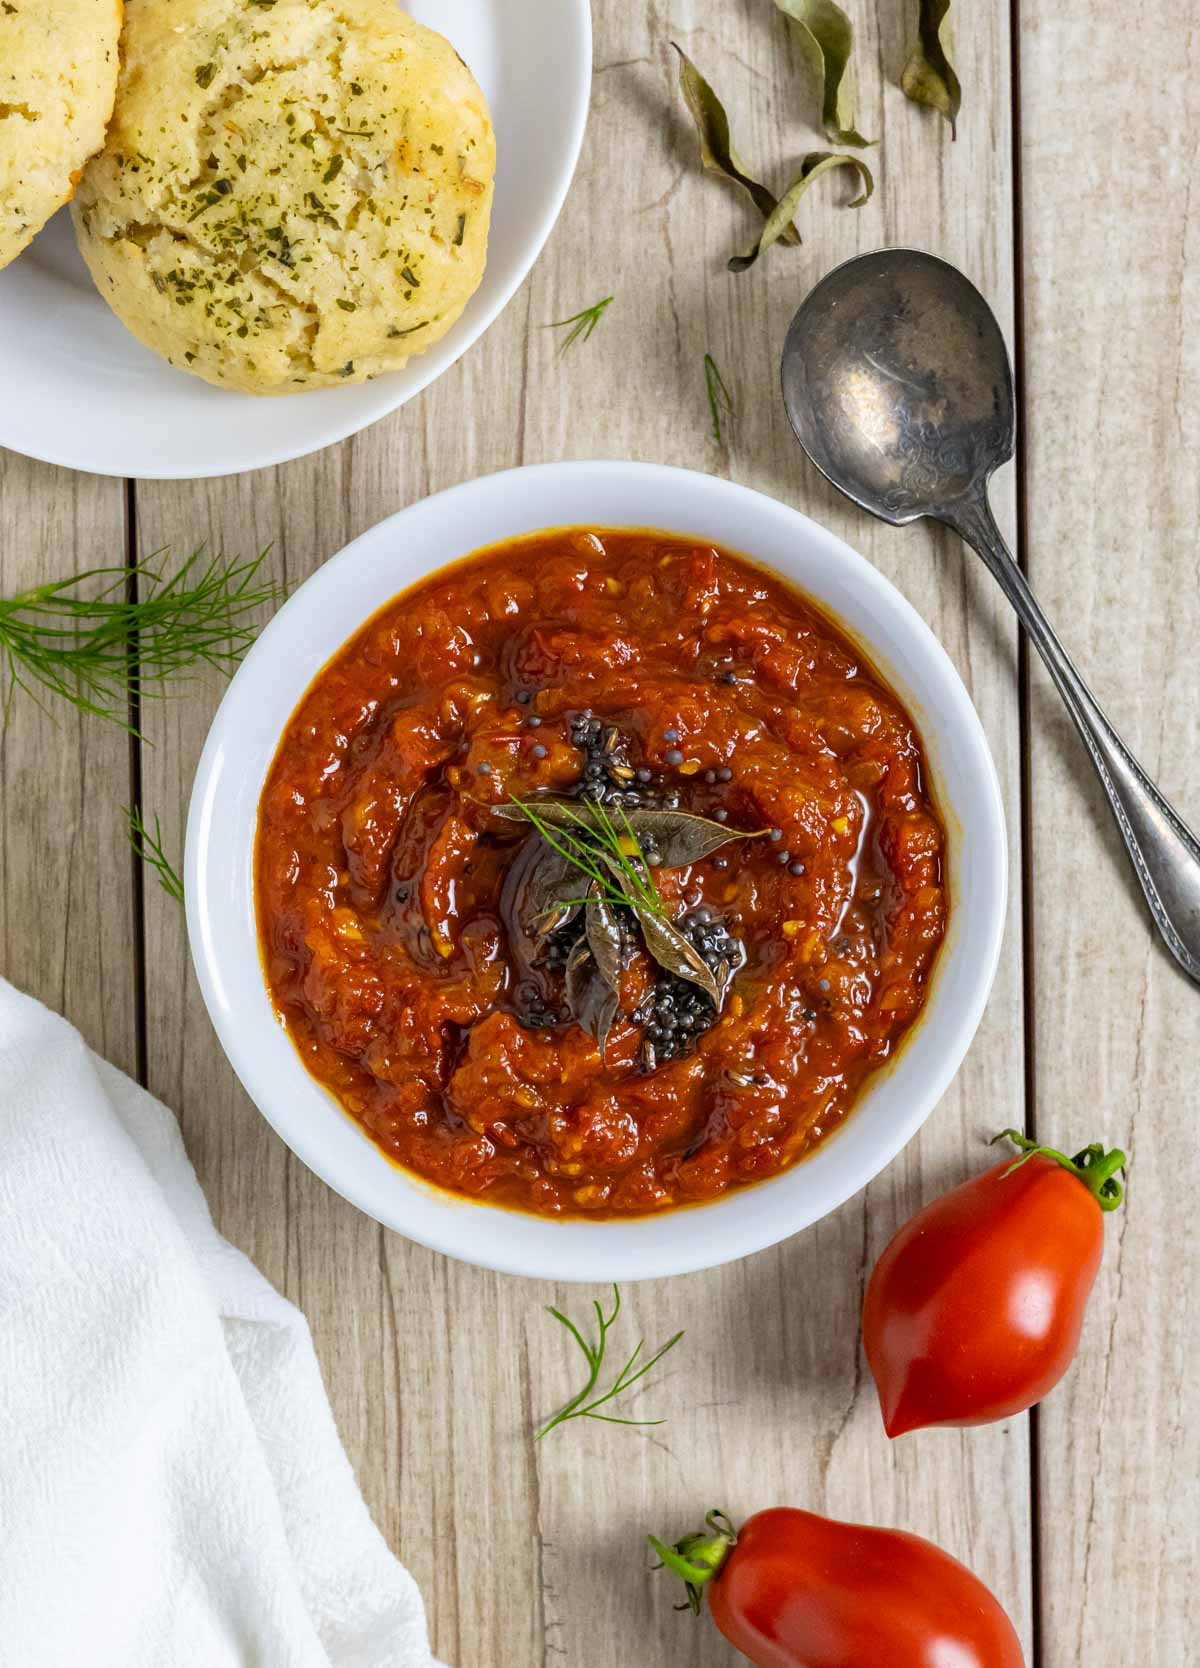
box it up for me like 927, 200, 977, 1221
0, 0, 591, 479
187, 462, 1007, 1280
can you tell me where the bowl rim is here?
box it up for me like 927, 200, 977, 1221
186, 460, 1008, 1280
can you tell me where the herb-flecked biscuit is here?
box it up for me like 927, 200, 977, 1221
71, 0, 494, 394
0, 0, 122, 270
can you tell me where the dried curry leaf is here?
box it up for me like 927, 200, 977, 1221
902, 0, 960, 137
772, 0, 872, 148
565, 939, 620, 1058
585, 891, 624, 993
672, 44, 801, 250
634, 906, 721, 1005
730, 150, 873, 272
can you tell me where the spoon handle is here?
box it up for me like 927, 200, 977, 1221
948, 490, 1200, 985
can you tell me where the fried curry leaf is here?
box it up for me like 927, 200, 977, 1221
586, 891, 625, 993
772, 0, 872, 148
631, 807, 763, 867
730, 150, 873, 271
501, 837, 579, 979
496, 797, 757, 868
634, 906, 720, 1004
501, 796, 750, 1019
494, 798, 590, 830
565, 939, 620, 1058
902, 0, 960, 137
498, 797, 665, 916
523, 838, 582, 938
672, 45, 801, 250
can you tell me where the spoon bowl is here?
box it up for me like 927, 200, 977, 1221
782, 248, 1014, 525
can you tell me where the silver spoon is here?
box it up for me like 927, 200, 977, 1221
781, 246, 1200, 985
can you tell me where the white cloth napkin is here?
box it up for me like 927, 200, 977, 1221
0, 979, 442, 1668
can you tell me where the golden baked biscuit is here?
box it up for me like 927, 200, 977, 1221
72, 0, 494, 394
0, 0, 122, 270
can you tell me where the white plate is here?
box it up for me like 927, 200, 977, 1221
187, 461, 1008, 1281
0, 0, 591, 480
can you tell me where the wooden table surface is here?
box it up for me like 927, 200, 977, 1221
2, 1, 1197, 1663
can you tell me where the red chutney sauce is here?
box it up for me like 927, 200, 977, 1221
255, 529, 949, 1218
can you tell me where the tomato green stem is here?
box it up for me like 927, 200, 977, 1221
993, 1129, 1127, 1211
648, 1509, 737, 1614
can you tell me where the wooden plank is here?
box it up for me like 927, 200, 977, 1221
132, 0, 1030, 1662
1018, 5, 1200, 1661
518, 5, 1031, 1660
0, 454, 137, 1077
133, 383, 552, 1667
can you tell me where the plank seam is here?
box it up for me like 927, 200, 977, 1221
1007, 0, 1044, 1662
124, 476, 149, 1090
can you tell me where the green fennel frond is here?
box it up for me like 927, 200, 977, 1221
123, 806, 184, 905
704, 352, 735, 445
546, 295, 614, 352
536, 1285, 685, 1439
0, 549, 281, 732
509, 796, 665, 917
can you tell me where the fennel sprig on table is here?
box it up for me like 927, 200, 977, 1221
0, 550, 280, 729
535, 1284, 685, 1440
546, 294, 614, 352
123, 807, 184, 905
704, 353, 735, 445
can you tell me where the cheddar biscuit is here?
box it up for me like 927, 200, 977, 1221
0, 0, 122, 269
72, 0, 494, 393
